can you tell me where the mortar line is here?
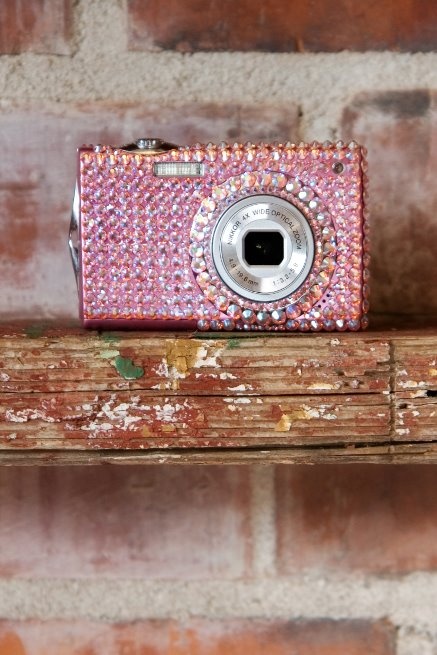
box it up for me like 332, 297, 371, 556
3, 52, 437, 124
396, 626, 435, 655
1, 575, 437, 629
249, 464, 277, 577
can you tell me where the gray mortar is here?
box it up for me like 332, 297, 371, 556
250, 466, 277, 577
0, 574, 437, 629
397, 628, 435, 655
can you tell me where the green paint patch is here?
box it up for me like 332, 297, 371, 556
99, 332, 120, 344
227, 338, 241, 349
114, 355, 144, 380
25, 323, 48, 339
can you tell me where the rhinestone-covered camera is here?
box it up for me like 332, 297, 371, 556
70, 139, 369, 331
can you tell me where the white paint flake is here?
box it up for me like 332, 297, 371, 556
228, 384, 253, 392
5, 409, 56, 423
193, 344, 226, 368
153, 400, 190, 423
81, 394, 150, 432
219, 372, 237, 380
308, 382, 338, 390
410, 390, 428, 398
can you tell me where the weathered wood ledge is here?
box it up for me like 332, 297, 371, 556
0, 318, 436, 465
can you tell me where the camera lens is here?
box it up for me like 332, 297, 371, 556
211, 194, 315, 302
243, 231, 284, 266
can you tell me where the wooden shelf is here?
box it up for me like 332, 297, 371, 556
0, 318, 436, 464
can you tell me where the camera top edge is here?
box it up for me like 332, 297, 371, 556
77, 138, 366, 156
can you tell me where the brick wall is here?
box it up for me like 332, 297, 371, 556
1, 1, 437, 653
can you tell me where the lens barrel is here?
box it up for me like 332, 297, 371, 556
211, 194, 315, 302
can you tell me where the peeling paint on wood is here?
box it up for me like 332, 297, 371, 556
114, 355, 144, 380
394, 336, 437, 442
0, 323, 436, 462
153, 339, 228, 390
274, 415, 292, 432
227, 338, 241, 349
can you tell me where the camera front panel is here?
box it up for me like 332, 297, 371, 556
76, 141, 368, 331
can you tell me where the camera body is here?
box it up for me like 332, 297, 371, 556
70, 138, 369, 331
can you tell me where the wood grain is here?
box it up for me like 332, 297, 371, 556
0, 322, 436, 463
395, 336, 437, 441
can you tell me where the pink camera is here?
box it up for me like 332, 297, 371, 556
70, 138, 369, 331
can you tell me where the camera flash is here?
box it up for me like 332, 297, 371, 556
154, 162, 204, 177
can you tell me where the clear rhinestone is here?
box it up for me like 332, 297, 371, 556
256, 311, 270, 326
271, 309, 286, 324
227, 304, 242, 319
242, 309, 255, 324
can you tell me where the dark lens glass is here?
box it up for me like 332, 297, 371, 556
243, 231, 284, 266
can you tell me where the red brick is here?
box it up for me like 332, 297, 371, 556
0, 466, 251, 578
128, 0, 437, 52
0, 0, 72, 54
0, 103, 298, 319
276, 465, 437, 574
342, 90, 437, 315
0, 619, 396, 655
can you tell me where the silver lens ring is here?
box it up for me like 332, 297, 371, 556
211, 194, 315, 302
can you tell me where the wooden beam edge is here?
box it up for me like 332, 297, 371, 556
0, 443, 437, 466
